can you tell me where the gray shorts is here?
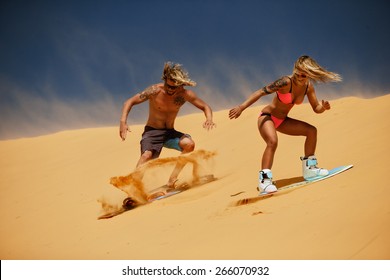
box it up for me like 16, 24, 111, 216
140, 126, 191, 159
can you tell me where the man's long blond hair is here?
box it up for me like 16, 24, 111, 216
161, 62, 197, 86
294, 55, 342, 83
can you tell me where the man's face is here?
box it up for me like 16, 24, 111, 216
164, 79, 181, 95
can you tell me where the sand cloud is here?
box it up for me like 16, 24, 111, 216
0, 78, 124, 139
1, 24, 387, 140
1, 66, 386, 140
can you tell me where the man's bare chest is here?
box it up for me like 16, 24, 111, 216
152, 94, 186, 112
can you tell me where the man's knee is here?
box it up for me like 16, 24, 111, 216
180, 137, 195, 153
140, 150, 154, 162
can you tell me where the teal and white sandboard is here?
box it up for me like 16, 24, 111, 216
273, 164, 354, 192
235, 165, 353, 206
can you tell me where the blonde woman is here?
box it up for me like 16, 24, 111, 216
229, 55, 342, 194
120, 62, 215, 187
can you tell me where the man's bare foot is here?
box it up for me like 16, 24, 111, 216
166, 179, 178, 192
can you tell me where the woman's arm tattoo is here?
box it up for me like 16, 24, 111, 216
262, 86, 271, 94
268, 77, 288, 92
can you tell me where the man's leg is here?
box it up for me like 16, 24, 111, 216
133, 149, 156, 187
136, 150, 154, 168
167, 136, 195, 187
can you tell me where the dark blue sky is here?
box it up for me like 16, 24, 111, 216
0, 0, 389, 139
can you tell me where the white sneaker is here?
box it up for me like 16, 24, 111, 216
259, 169, 278, 194
301, 155, 329, 180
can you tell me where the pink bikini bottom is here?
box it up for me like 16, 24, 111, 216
259, 112, 285, 128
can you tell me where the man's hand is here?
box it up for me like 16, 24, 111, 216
203, 120, 216, 130
120, 121, 130, 141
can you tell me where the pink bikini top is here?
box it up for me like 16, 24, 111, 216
277, 77, 308, 105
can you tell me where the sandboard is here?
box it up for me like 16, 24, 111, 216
98, 174, 216, 219
234, 165, 353, 206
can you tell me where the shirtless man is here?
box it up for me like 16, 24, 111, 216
119, 62, 215, 187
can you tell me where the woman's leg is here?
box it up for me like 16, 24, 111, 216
257, 115, 278, 193
258, 115, 278, 169
276, 117, 317, 157
277, 117, 328, 178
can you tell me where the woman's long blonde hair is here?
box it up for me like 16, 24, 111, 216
294, 55, 342, 83
161, 62, 197, 86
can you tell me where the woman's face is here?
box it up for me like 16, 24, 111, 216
294, 71, 309, 83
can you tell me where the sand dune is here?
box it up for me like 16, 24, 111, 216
0, 95, 389, 259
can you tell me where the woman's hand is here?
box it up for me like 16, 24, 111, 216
229, 105, 243, 119
322, 100, 331, 110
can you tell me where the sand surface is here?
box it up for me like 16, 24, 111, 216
1, 95, 389, 259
